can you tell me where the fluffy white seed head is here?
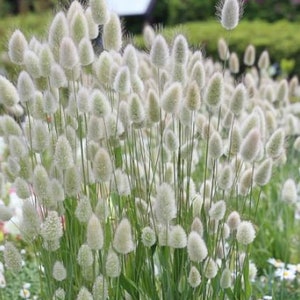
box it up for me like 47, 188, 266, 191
24, 50, 40, 78
266, 128, 285, 158
141, 227, 156, 247
79, 38, 95, 66
150, 35, 169, 68
220, 268, 232, 289
93, 275, 108, 300
129, 93, 145, 124
113, 218, 135, 254
258, 50, 270, 70
102, 12, 122, 52
240, 128, 261, 162
217, 0, 242, 30
191, 61, 206, 89
230, 83, 247, 115
85, 7, 99, 39
185, 80, 201, 111
171, 34, 189, 65
229, 52, 240, 73
91, 89, 111, 118
217, 165, 233, 190
161, 82, 182, 114
188, 266, 201, 288
236, 221, 256, 245
204, 257, 218, 279
50, 63, 67, 88
77, 287, 93, 300
94, 51, 113, 85
244, 44, 256, 66
143, 25, 155, 49
53, 261, 67, 281
209, 200, 226, 221
4, 242, 22, 272
77, 244, 93, 267
276, 79, 289, 103
154, 183, 177, 224
218, 38, 229, 61
169, 225, 187, 248
123, 44, 139, 75
40, 211, 63, 241
147, 89, 160, 123
93, 148, 113, 182
39, 44, 54, 77
59, 37, 79, 70
70, 10, 89, 44
90, 0, 109, 25
281, 179, 297, 204
8, 30, 28, 64
54, 135, 74, 170
114, 66, 131, 94
0, 205, 13, 222
187, 231, 208, 262
209, 131, 223, 159
64, 166, 81, 196
254, 158, 273, 186
77, 86, 90, 113
226, 211, 241, 230
0, 75, 20, 107
87, 214, 104, 250
75, 196, 93, 223
204, 72, 224, 109
106, 250, 121, 277
17, 71, 35, 103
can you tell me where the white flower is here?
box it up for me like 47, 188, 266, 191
274, 268, 296, 281
287, 263, 300, 273
267, 258, 284, 269
19, 287, 31, 299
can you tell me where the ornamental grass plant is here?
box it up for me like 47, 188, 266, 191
0, 0, 299, 299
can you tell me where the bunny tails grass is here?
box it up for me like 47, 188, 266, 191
1, 0, 300, 298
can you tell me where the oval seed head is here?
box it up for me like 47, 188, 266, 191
258, 50, 270, 70
204, 72, 224, 109
77, 244, 93, 267
48, 12, 69, 55
77, 287, 93, 300
32, 120, 49, 153
20, 200, 41, 241
244, 44, 256, 66
113, 218, 135, 254
48, 178, 65, 203
90, 0, 109, 24
24, 50, 40, 78
171, 63, 186, 84
230, 83, 247, 116
91, 89, 110, 118
102, 12, 122, 52
143, 25, 155, 49
191, 61, 206, 89
204, 257, 218, 279
87, 214, 104, 250
217, 38, 229, 61
59, 37, 79, 70
79, 38, 94, 66
220, 268, 232, 289
14, 177, 31, 199
254, 158, 272, 186
240, 128, 260, 162
123, 44, 138, 75
114, 66, 131, 94
226, 211, 241, 231
65, 166, 81, 196
141, 226, 156, 247
106, 250, 121, 277
209, 200, 226, 221
188, 266, 201, 288
164, 129, 179, 152
209, 131, 223, 159
40, 211, 63, 241
185, 80, 201, 111
93, 275, 108, 300
54, 288, 65, 300
217, 0, 242, 30
169, 225, 187, 249
266, 128, 284, 158
53, 261, 67, 281
93, 148, 112, 182
229, 52, 239, 73
154, 183, 176, 225
39, 44, 54, 77
94, 51, 113, 85
87, 116, 103, 141
33, 165, 49, 202
147, 89, 160, 123
217, 165, 233, 190
161, 82, 182, 114
8, 29, 28, 64
77, 87, 90, 113
67, 0, 84, 22
282, 179, 297, 204
50, 63, 67, 88
43, 90, 59, 114
237, 221, 256, 245
0, 205, 13, 222
191, 217, 203, 236
0, 75, 20, 107
4, 242, 22, 273
85, 7, 99, 39
150, 35, 169, 68
75, 196, 93, 223
276, 79, 288, 103
187, 231, 208, 262
70, 11, 89, 44
171, 34, 189, 65
9, 136, 27, 158
129, 93, 145, 124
